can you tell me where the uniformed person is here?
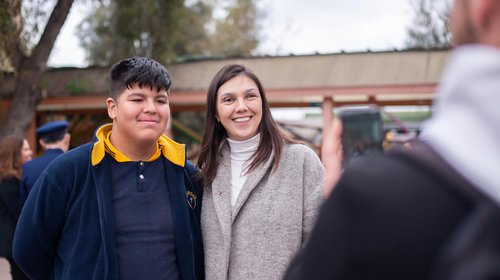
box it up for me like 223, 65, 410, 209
20, 120, 70, 200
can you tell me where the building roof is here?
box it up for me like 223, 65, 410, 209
0, 49, 450, 110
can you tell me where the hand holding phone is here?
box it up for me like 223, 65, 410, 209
337, 105, 384, 164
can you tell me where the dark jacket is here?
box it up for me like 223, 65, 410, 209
285, 142, 489, 280
13, 124, 204, 280
0, 177, 23, 258
21, 148, 65, 200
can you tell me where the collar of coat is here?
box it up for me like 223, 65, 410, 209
90, 123, 186, 167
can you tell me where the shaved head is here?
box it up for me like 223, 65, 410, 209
449, 0, 500, 47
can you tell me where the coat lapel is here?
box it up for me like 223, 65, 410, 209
164, 158, 193, 280
211, 146, 233, 240
91, 154, 119, 278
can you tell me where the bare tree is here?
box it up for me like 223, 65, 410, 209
405, 0, 452, 50
0, 0, 74, 138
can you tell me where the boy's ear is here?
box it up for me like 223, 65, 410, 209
106, 97, 117, 119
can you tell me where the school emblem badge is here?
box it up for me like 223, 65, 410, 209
186, 191, 197, 209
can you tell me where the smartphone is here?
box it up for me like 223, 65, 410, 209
337, 105, 384, 164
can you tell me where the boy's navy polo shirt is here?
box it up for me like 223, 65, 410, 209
109, 156, 180, 280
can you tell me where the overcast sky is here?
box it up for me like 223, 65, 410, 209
48, 0, 414, 67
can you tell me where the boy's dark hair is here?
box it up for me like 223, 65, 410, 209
109, 57, 172, 99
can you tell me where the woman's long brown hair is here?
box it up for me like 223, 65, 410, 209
196, 64, 297, 188
0, 135, 25, 180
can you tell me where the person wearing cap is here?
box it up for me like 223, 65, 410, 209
13, 57, 203, 280
20, 120, 70, 201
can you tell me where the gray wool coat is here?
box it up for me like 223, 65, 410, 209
201, 142, 324, 280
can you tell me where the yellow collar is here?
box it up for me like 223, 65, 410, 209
103, 130, 161, 162
91, 123, 186, 167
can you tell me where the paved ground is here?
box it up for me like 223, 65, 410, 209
0, 258, 11, 280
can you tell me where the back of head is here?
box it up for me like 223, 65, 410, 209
36, 120, 69, 145
109, 57, 172, 99
449, 0, 500, 48
0, 135, 24, 180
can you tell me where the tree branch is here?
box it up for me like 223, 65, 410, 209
0, 0, 75, 138
28, 0, 74, 71
1, 0, 24, 69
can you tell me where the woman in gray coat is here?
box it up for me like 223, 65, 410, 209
196, 64, 323, 280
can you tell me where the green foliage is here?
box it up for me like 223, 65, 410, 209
77, 0, 186, 66
381, 110, 432, 123
64, 79, 90, 95
405, 0, 452, 50
209, 0, 259, 57
76, 0, 262, 66
0, 1, 12, 37
171, 1, 213, 58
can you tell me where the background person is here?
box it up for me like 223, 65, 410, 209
13, 57, 204, 280
196, 64, 323, 280
285, 0, 500, 279
21, 120, 70, 200
0, 136, 32, 280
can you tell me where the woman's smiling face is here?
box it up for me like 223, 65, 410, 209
216, 74, 262, 141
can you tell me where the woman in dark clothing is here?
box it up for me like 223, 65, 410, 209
0, 136, 32, 280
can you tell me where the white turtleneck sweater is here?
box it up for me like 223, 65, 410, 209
420, 44, 500, 205
227, 134, 260, 207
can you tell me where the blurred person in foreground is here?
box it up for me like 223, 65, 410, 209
13, 57, 204, 280
285, 0, 500, 279
20, 120, 70, 201
196, 64, 323, 279
0, 136, 32, 280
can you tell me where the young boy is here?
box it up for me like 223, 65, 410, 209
13, 57, 204, 280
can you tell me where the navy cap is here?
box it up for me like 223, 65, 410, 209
36, 120, 69, 138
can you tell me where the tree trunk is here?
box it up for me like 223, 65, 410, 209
0, 0, 74, 138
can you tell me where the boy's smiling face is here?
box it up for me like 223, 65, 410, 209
107, 84, 170, 147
